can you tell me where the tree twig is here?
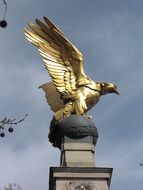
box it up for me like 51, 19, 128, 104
0, 114, 28, 137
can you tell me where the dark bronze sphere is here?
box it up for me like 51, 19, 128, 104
0, 20, 7, 28
8, 127, 14, 133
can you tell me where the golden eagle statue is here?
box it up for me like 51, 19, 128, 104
24, 17, 119, 122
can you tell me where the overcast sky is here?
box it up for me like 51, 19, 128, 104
0, 0, 143, 189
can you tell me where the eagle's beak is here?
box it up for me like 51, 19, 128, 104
114, 89, 119, 95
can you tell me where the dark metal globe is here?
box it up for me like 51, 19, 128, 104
0, 20, 7, 28
49, 115, 98, 149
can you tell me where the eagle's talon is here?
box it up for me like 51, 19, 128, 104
83, 115, 92, 119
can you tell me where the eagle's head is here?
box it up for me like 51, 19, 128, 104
101, 82, 119, 95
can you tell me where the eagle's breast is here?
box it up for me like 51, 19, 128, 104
85, 88, 100, 110
78, 83, 101, 112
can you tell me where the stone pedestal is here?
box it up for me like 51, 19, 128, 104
60, 136, 95, 167
48, 115, 113, 190
49, 167, 112, 190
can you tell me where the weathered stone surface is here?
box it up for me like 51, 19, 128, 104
49, 167, 113, 190
61, 136, 96, 167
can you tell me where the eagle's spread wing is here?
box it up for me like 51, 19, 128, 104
24, 17, 90, 95
39, 82, 64, 112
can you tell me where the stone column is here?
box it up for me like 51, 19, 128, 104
48, 115, 113, 190
60, 136, 95, 167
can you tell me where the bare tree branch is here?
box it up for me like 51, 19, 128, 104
0, 114, 28, 137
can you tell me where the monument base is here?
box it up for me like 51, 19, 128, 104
49, 167, 113, 190
48, 115, 113, 190
60, 136, 96, 167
